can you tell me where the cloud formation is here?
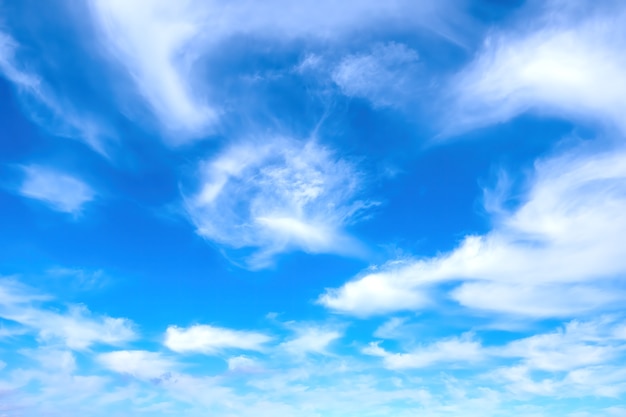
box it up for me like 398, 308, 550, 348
98, 350, 176, 379
185, 138, 370, 268
0, 32, 109, 151
320, 145, 626, 317
448, 0, 626, 134
333, 42, 421, 108
0, 279, 135, 349
87, 0, 462, 142
19, 165, 95, 214
89, 0, 218, 142
164, 324, 272, 354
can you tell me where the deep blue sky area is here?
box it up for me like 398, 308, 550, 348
1, 1, 626, 416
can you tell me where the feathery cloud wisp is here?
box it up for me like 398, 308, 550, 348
185, 138, 371, 268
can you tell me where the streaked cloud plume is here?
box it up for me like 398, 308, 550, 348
89, 0, 218, 142
87, 0, 462, 142
447, 0, 626, 134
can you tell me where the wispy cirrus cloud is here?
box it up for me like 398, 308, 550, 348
364, 332, 485, 370
0, 32, 110, 152
18, 165, 95, 214
332, 42, 422, 109
184, 137, 372, 268
88, 0, 218, 142
319, 144, 626, 318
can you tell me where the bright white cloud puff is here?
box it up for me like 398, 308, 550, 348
448, 0, 626, 134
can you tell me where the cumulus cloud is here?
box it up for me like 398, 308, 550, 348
0, 32, 109, 152
98, 350, 176, 379
447, 0, 626, 134
164, 324, 272, 354
185, 138, 371, 268
333, 42, 421, 108
0, 280, 135, 349
319, 145, 626, 317
18, 165, 95, 214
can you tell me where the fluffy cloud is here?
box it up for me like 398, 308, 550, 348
164, 324, 272, 354
18, 165, 95, 214
319, 145, 626, 317
447, 0, 626, 134
185, 138, 371, 268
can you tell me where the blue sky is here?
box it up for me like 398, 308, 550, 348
1, 0, 626, 416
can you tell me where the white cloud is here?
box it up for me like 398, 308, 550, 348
164, 324, 272, 354
447, 0, 626, 134
280, 325, 343, 357
185, 138, 371, 268
363, 333, 485, 369
0, 32, 109, 152
227, 355, 259, 372
364, 317, 626, 376
87, 1, 463, 141
89, 0, 218, 142
499, 320, 624, 372
98, 350, 176, 379
19, 165, 95, 214
333, 42, 421, 108
21, 348, 77, 374
319, 145, 626, 317
0, 280, 135, 350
